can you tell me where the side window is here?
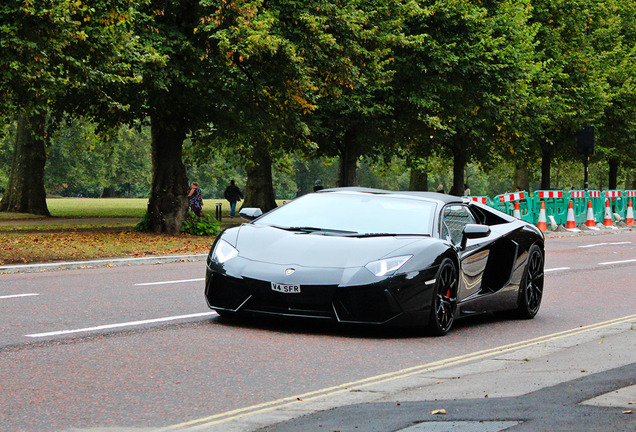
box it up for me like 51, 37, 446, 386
441, 205, 475, 245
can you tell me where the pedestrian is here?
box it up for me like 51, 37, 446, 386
188, 182, 203, 217
313, 179, 324, 192
463, 183, 471, 196
224, 179, 244, 218
436, 184, 444, 194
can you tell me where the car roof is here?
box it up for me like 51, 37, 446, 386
318, 187, 464, 205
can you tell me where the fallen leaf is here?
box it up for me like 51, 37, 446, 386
396, 402, 400, 406
431, 409, 446, 415
484, 394, 488, 398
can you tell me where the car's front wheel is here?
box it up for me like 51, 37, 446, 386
428, 258, 458, 336
513, 244, 544, 319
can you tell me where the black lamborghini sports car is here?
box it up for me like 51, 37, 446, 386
204, 188, 545, 335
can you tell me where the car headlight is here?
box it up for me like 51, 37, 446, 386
211, 239, 238, 264
365, 255, 412, 277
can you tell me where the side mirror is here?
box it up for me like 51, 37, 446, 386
461, 224, 491, 249
239, 207, 263, 221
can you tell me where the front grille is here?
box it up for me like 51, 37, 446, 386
243, 277, 337, 318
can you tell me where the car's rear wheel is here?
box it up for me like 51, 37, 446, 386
428, 258, 458, 336
513, 245, 544, 319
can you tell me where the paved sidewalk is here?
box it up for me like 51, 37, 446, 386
184, 319, 636, 432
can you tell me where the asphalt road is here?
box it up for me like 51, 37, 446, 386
0, 230, 635, 431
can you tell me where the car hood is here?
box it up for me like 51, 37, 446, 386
231, 224, 430, 268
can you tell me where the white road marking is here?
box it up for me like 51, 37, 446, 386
134, 278, 204, 286
25, 312, 217, 338
545, 267, 570, 272
0, 293, 39, 300
578, 242, 632, 248
598, 259, 636, 266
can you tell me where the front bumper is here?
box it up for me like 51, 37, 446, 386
204, 259, 438, 326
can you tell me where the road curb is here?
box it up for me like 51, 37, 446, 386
0, 254, 208, 274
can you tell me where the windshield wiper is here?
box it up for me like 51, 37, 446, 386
346, 233, 431, 238
272, 226, 357, 235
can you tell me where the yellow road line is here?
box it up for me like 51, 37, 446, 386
161, 314, 636, 431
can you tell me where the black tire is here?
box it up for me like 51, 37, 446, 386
427, 258, 458, 336
513, 244, 544, 319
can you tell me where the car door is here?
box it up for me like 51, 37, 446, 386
440, 204, 491, 303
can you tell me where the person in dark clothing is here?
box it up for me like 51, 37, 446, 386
188, 182, 203, 217
313, 179, 324, 192
224, 179, 244, 217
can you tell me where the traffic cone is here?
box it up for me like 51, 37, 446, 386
565, 200, 578, 230
537, 200, 547, 231
513, 201, 521, 219
626, 200, 634, 226
603, 199, 614, 228
585, 200, 597, 229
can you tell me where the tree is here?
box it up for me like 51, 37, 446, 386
308, 0, 405, 187
527, 0, 615, 190
0, 0, 150, 214
389, 1, 539, 195
595, 0, 636, 189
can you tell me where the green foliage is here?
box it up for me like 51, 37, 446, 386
45, 119, 151, 197
180, 212, 221, 236
132, 211, 151, 233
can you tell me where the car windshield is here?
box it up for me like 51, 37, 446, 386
253, 192, 436, 236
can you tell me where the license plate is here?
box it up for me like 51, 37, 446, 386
271, 282, 301, 294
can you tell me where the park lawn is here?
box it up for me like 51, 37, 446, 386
0, 230, 214, 266
45, 197, 256, 218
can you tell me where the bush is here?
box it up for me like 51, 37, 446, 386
181, 212, 221, 236
131, 211, 151, 232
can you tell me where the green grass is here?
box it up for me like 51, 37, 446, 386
46, 198, 286, 218
0, 197, 288, 224
47, 198, 149, 218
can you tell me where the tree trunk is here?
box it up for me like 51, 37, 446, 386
294, 159, 311, 197
243, 140, 277, 213
540, 145, 552, 190
338, 129, 358, 187
409, 167, 428, 191
0, 113, 50, 215
513, 164, 530, 191
451, 146, 465, 196
147, 115, 189, 234
608, 158, 619, 190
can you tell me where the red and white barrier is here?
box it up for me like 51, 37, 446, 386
498, 192, 526, 203
537, 191, 563, 199
468, 196, 489, 204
